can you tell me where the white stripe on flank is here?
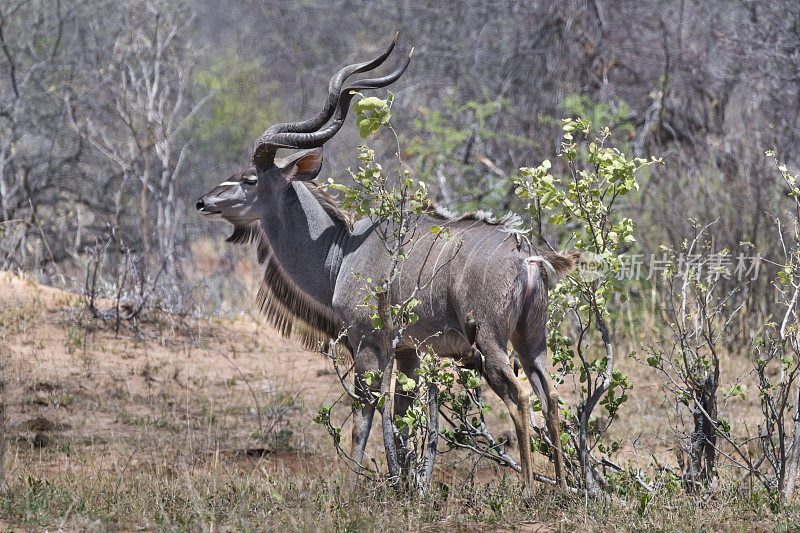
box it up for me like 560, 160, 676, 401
482, 231, 508, 283
429, 238, 453, 315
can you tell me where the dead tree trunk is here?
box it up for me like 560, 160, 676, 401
683, 371, 719, 492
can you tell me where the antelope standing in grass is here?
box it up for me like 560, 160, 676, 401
196, 35, 576, 490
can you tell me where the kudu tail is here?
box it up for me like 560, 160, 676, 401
526, 250, 581, 285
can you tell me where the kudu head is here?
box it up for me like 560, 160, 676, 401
195, 33, 412, 228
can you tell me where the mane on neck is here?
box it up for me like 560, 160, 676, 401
302, 181, 354, 232
226, 224, 341, 352
303, 181, 524, 235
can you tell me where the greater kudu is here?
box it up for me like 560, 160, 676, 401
196, 35, 576, 489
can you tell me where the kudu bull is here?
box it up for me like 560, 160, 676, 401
196, 35, 577, 490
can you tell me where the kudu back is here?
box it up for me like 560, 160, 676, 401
196, 34, 575, 489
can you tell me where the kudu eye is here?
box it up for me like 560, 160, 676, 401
244, 176, 258, 186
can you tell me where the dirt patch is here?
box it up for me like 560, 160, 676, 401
1, 271, 358, 480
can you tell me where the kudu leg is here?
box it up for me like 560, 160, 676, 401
351, 400, 376, 467
479, 343, 536, 491
513, 339, 567, 490
350, 350, 382, 473
346, 400, 376, 493
537, 369, 566, 490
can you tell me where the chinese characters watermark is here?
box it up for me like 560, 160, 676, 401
578, 252, 763, 282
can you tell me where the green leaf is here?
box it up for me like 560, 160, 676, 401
359, 122, 372, 139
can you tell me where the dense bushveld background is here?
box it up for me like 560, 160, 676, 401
3, 0, 800, 530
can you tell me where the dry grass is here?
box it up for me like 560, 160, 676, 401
1, 271, 799, 531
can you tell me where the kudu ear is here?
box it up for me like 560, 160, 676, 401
278, 148, 323, 182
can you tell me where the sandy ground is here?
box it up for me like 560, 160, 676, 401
2, 270, 347, 472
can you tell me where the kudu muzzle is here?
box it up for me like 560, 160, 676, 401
195, 180, 257, 223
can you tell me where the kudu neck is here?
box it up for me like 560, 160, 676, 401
259, 182, 348, 307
